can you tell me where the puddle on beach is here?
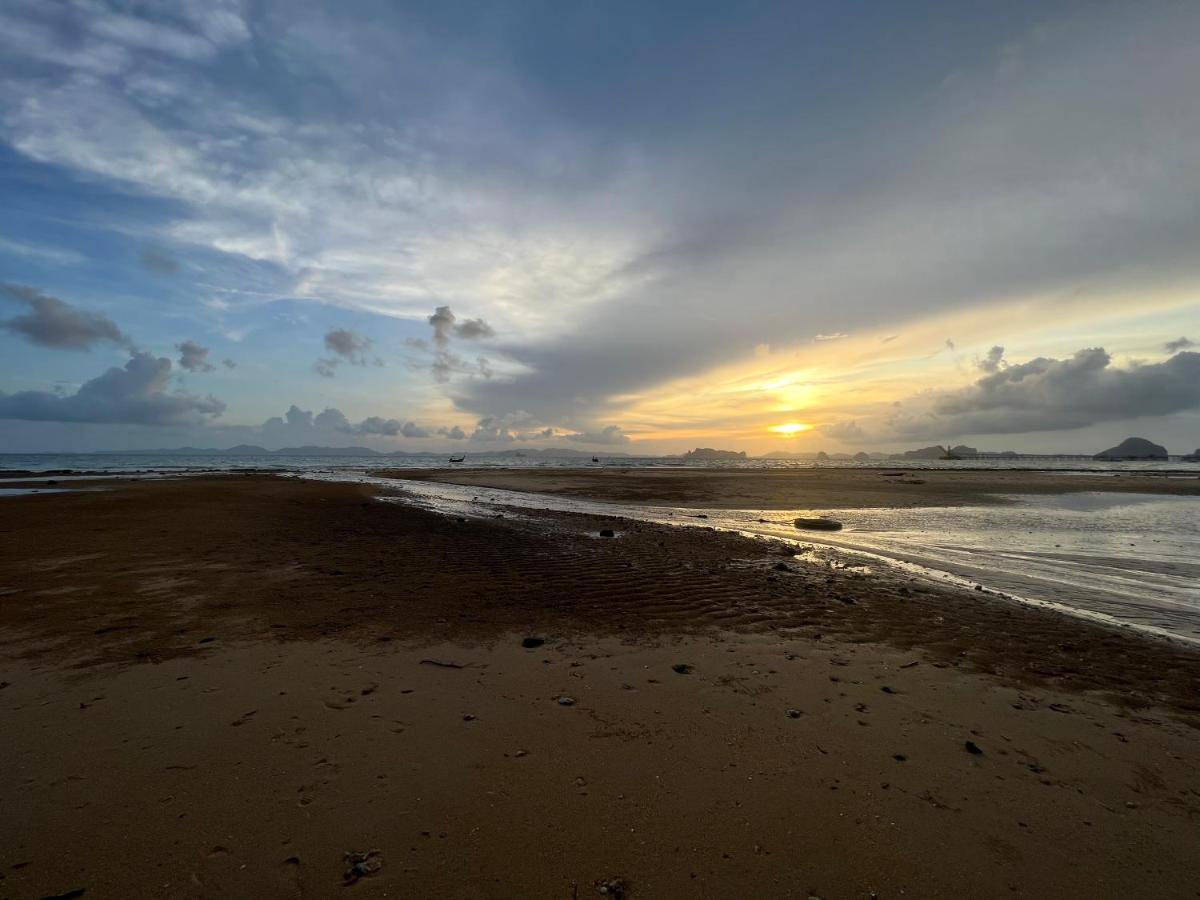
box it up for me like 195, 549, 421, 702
307, 472, 1200, 645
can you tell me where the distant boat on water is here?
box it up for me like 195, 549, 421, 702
592, 456, 599, 463
448, 455, 465, 463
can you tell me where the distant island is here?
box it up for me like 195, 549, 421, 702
1093, 437, 1168, 460
680, 447, 747, 460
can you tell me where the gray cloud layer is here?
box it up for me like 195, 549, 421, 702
833, 348, 1200, 442
0, 351, 225, 425
1, 284, 131, 351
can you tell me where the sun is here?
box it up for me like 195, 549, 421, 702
768, 422, 813, 435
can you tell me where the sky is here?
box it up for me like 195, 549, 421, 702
1, 0, 1199, 455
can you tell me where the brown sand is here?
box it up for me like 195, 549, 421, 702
2, 475, 1200, 898
379, 465, 1200, 509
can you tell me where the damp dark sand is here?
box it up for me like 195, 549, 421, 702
2, 475, 1200, 898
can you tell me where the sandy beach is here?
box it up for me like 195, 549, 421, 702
3, 474, 1200, 898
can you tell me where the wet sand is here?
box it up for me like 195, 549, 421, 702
2, 476, 1200, 898
380, 465, 1200, 509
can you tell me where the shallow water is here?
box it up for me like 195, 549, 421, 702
313, 472, 1200, 645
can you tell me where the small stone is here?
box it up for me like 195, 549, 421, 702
964, 740, 983, 755
343, 849, 383, 885
514, 749, 528, 757
521, 636, 545, 649
892, 753, 908, 762
786, 708, 803, 719
672, 663, 693, 675
462, 714, 476, 722
599, 529, 615, 538
556, 696, 576, 706
595, 877, 627, 898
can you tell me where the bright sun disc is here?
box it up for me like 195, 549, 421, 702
769, 422, 812, 435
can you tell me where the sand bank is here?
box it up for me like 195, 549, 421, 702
378, 465, 1200, 509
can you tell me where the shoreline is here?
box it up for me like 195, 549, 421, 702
3, 475, 1200, 897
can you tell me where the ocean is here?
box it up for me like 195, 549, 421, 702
1, 451, 1197, 474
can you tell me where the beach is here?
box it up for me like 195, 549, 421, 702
3, 474, 1200, 898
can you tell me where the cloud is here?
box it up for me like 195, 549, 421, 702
222, 357, 237, 369
0, 351, 225, 424
438, 425, 467, 440
565, 425, 630, 445
325, 327, 372, 362
867, 348, 1200, 439
1, 283, 131, 350
1164, 337, 1194, 353
428, 305, 495, 347
350, 417, 430, 438
316, 327, 376, 377
814, 333, 848, 342
430, 350, 493, 384
421, 307, 496, 383
139, 246, 179, 275
258, 404, 437, 441
469, 416, 517, 442
818, 421, 868, 443
976, 345, 1006, 373
177, 339, 215, 372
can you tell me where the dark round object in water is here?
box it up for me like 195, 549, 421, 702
599, 528, 615, 537
794, 517, 842, 531
521, 636, 545, 649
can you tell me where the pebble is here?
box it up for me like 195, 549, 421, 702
556, 696, 576, 706
672, 663, 694, 675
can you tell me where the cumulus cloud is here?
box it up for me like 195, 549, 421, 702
469, 416, 517, 442
819, 420, 868, 443
419, 307, 496, 383
860, 348, 1200, 440
430, 350, 493, 384
1, 283, 131, 350
1164, 337, 1194, 353
315, 327, 375, 377
0, 351, 224, 424
565, 425, 630, 445
259, 404, 436, 441
976, 345, 1006, 373
222, 357, 237, 369
428, 306, 494, 347
438, 425, 467, 440
177, 339, 215, 372
351, 417, 430, 438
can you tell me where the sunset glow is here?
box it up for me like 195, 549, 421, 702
769, 423, 813, 435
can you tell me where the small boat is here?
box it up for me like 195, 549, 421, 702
448, 455, 465, 463
592, 456, 599, 463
